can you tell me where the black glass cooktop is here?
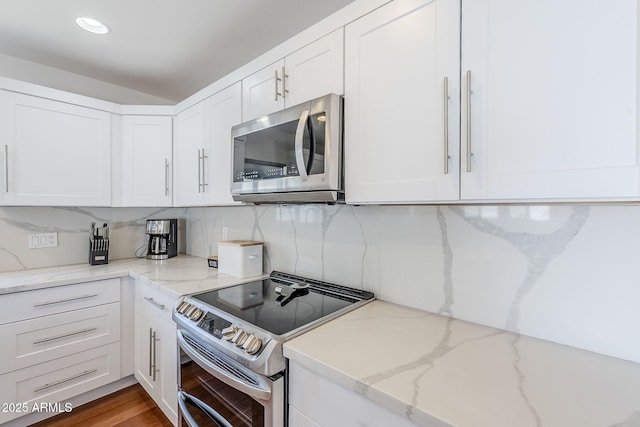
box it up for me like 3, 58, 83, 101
191, 271, 374, 336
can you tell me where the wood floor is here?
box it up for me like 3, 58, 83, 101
30, 384, 173, 427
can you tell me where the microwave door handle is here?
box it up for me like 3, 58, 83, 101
178, 391, 233, 427
294, 109, 310, 181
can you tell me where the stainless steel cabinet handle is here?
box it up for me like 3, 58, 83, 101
152, 329, 158, 382
465, 70, 472, 172
197, 149, 202, 193
443, 77, 450, 175
144, 296, 165, 311
275, 69, 282, 101
164, 158, 170, 196
281, 66, 289, 99
201, 148, 208, 189
33, 327, 98, 345
34, 369, 97, 393
148, 327, 153, 377
3, 144, 8, 192
33, 294, 98, 307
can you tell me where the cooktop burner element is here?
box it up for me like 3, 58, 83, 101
173, 271, 374, 376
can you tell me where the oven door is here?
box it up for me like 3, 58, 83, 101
177, 330, 284, 427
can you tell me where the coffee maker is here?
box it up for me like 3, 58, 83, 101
145, 219, 178, 260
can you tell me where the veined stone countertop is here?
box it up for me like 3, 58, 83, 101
0, 255, 266, 298
284, 300, 640, 427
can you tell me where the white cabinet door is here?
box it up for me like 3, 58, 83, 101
0, 91, 111, 206
134, 309, 156, 396
345, 0, 460, 204
120, 115, 172, 206
174, 102, 206, 206
284, 28, 344, 107
242, 59, 286, 122
242, 29, 345, 122
133, 281, 178, 425
205, 82, 242, 205
156, 315, 178, 423
460, 0, 639, 201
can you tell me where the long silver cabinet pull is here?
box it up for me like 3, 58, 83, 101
197, 149, 202, 193
443, 77, 450, 175
281, 66, 289, 99
152, 330, 158, 382
34, 369, 97, 393
148, 328, 153, 377
465, 70, 472, 172
4, 144, 8, 192
33, 327, 98, 345
164, 158, 170, 196
144, 296, 166, 311
33, 294, 98, 308
201, 149, 208, 189
275, 69, 282, 101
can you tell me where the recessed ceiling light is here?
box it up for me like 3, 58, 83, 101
75, 17, 110, 35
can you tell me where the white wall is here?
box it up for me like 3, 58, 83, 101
186, 204, 640, 364
0, 53, 173, 105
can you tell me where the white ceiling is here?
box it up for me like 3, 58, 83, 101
0, 0, 355, 104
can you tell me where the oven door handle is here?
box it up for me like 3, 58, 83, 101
177, 330, 272, 401
178, 390, 233, 427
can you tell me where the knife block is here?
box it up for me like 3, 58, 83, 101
89, 239, 110, 265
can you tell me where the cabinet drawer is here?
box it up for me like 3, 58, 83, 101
0, 278, 120, 325
0, 342, 121, 424
135, 281, 177, 322
0, 303, 120, 375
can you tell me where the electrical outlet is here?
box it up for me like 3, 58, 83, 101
222, 227, 229, 240
28, 232, 58, 249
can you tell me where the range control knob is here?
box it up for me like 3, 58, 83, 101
242, 335, 263, 355
232, 330, 249, 347
189, 308, 203, 322
221, 326, 238, 341
179, 303, 191, 315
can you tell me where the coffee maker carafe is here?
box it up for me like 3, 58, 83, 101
146, 219, 178, 260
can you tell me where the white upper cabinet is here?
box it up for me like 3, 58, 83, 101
242, 28, 344, 122
174, 101, 206, 206
205, 82, 242, 205
0, 90, 111, 206
460, 0, 639, 201
345, 0, 460, 204
346, 0, 639, 204
174, 82, 242, 206
118, 115, 172, 207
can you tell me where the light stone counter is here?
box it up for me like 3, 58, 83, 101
284, 300, 640, 427
0, 255, 266, 298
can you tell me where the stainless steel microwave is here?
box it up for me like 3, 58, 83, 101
231, 93, 343, 203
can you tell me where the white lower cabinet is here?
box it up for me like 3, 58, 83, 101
0, 279, 122, 424
134, 280, 178, 425
288, 361, 417, 427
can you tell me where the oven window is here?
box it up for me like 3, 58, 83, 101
181, 359, 264, 427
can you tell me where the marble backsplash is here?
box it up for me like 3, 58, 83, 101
186, 204, 640, 364
0, 206, 188, 271
1, 204, 638, 364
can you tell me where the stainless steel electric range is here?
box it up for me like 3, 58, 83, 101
173, 271, 374, 427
